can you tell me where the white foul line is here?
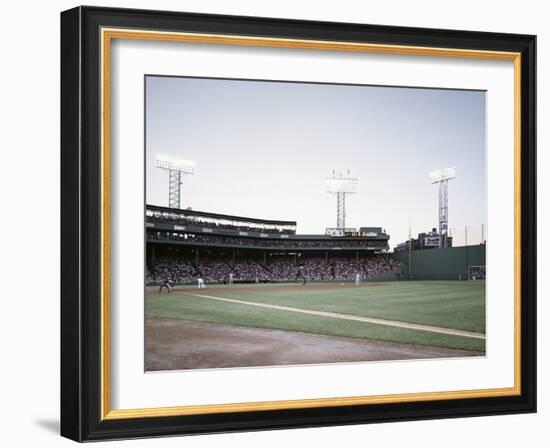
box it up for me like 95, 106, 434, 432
186, 293, 485, 340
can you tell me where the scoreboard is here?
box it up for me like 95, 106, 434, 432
325, 228, 380, 238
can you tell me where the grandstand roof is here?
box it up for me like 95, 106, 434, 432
146, 204, 297, 227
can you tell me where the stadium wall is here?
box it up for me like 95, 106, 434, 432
393, 245, 486, 280
364, 271, 400, 282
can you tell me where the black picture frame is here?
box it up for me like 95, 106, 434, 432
61, 5, 536, 442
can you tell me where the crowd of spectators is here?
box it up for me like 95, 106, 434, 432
265, 255, 400, 281
145, 257, 197, 285
147, 231, 388, 250
146, 213, 295, 235
146, 254, 401, 285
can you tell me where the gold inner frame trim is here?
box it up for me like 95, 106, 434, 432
100, 27, 522, 421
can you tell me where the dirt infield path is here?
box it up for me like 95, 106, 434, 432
146, 282, 386, 295
188, 292, 485, 340
146, 317, 482, 371
206, 282, 387, 294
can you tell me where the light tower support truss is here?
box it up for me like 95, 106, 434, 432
325, 171, 358, 229
429, 167, 456, 248
155, 154, 196, 209
168, 170, 182, 209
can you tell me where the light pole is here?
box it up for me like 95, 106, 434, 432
429, 167, 456, 248
155, 154, 196, 209
325, 170, 358, 230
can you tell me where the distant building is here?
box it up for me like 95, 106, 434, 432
394, 228, 453, 252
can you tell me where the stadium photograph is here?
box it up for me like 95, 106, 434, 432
144, 75, 486, 371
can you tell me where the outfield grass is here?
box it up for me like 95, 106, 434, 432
145, 281, 485, 352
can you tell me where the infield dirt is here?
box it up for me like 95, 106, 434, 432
147, 282, 387, 295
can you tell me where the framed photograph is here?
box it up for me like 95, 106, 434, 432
61, 6, 536, 441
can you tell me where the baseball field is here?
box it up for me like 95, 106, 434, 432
145, 280, 485, 371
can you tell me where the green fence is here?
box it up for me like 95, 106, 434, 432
392, 245, 486, 280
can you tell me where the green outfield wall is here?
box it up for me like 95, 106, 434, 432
392, 244, 486, 280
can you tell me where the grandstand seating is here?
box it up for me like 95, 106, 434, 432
146, 254, 401, 284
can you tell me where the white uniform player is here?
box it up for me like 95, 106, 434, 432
229, 273, 234, 285
355, 273, 361, 287
197, 277, 205, 288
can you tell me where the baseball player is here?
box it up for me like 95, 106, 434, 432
355, 272, 362, 287
159, 276, 172, 293
298, 264, 306, 286
197, 276, 205, 289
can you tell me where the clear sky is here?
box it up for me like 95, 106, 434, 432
145, 76, 486, 248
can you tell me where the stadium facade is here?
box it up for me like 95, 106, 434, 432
394, 227, 454, 253
145, 204, 400, 285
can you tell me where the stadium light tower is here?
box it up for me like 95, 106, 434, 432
155, 154, 196, 209
429, 167, 456, 248
325, 170, 358, 229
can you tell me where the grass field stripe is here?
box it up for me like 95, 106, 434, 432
187, 293, 486, 340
